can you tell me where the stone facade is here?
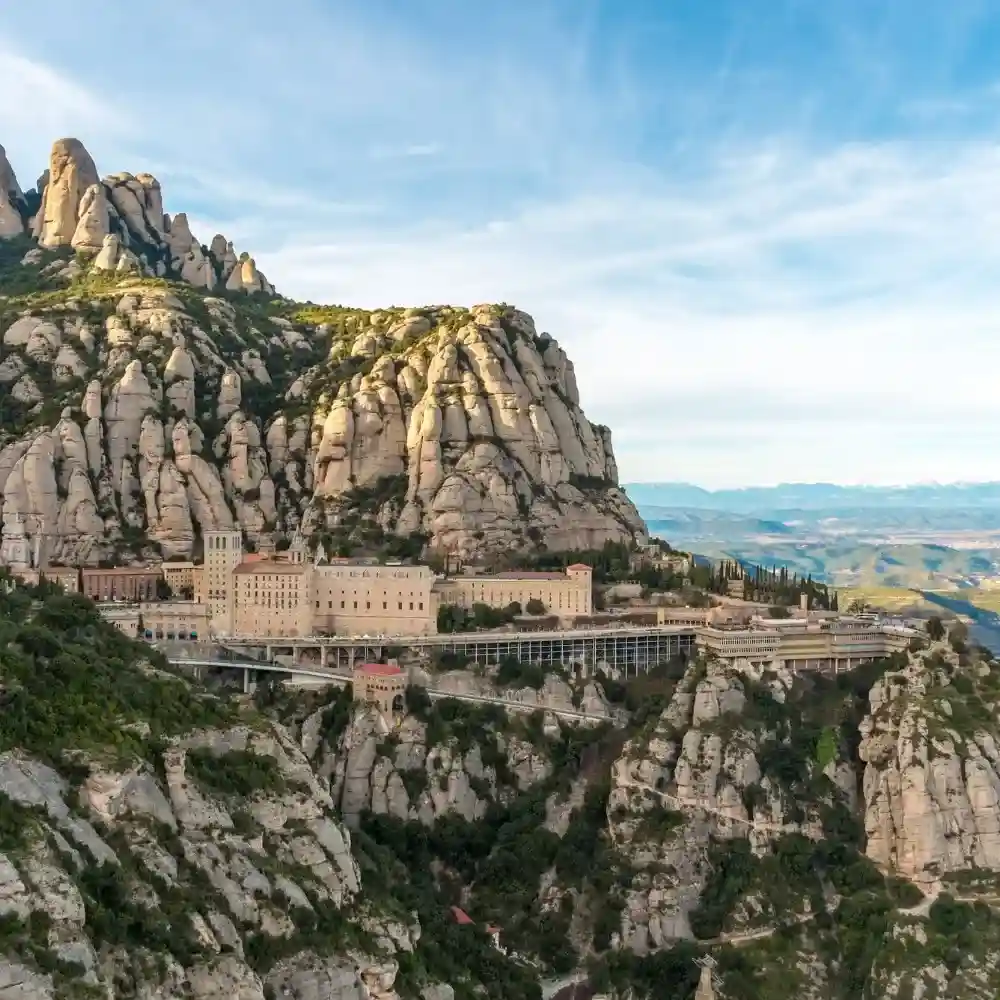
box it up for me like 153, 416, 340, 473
697, 617, 917, 673
81, 566, 160, 601
203, 529, 243, 636
435, 564, 593, 617
351, 663, 406, 714
232, 562, 311, 637
162, 560, 196, 596
42, 566, 81, 593
313, 562, 437, 637
97, 603, 140, 637
139, 600, 210, 641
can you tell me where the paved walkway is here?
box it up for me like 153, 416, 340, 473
166, 656, 612, 722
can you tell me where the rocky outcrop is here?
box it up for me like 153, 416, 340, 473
0, 143, 24, 238
15, 136, 260, 292
0, 717, 432, 1000
606, 656, 829, 952
311, 701, 555, 829
0, 139, 644, 561
0, 292, 642, 560
860, 641, 1000, 890
31, 138, 99, 247
300, 304, 644, 557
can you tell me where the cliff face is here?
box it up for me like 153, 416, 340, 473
0, 138, 644, 562
859, 638, 1000, 890
597, 645, 1000, 999
0, 585, 468, 1000
9, 580, 1000, 997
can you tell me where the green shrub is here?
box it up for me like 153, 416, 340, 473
186, 749, 288, 798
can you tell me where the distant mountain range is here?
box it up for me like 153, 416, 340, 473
625, 482, 1000, 589
624, 482, 1000, 512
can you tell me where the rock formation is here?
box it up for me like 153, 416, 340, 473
860, 638, 1000, 890
0, 136, 645, 562
7, 566, 1000, 995
32, 138, 100, 248
0, 143, 24, 239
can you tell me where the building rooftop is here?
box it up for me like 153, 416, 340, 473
490, 571, 567, 580
566, 563, 593, 571
82, 565, 160, 575
233, 562, 306, 575
450, 906, 474, 926
354, 663, 404, 676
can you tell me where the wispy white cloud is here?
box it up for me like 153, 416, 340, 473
0, 45, 129, 183
370, 143, 442, 161
4, 3, 1000, 488
253, 135, 1000, 486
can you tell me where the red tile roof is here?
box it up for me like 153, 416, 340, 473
450, 906, 474, 925
355, 663, 403, 676
567, 563, 593, 571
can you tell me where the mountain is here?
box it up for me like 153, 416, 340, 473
3, 578, 1000, 997
0, 139, 644, 564
625, 481, 1000, 512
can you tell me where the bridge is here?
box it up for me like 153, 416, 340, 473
163, 654, 615, 723
212, 623, 697, 677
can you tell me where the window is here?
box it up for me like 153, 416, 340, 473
366, 602, 371, 610
353, 602, 358, 610
419, 602, 424, 611
398, 602, 403, 610
409, 602, 413, 611
383, 602, 387, 610
341, 601, 345, 609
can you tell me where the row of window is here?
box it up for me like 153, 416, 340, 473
315, 600, 425, 612
144, 629, 199, 640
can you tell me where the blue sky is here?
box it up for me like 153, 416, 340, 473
4, 0, 1000, 487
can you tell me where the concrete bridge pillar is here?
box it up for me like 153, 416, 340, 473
320, 646, 328, 667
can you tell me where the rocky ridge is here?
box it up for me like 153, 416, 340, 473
589, 638, 1000, 999
0, 581, 558, 999
0, 138, 644, 561
860, 636, 1000, 892
7, 579, 1000, 997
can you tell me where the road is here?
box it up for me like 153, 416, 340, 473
165, 656, 613, 723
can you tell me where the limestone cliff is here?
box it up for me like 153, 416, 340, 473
590, 642, 1000, 999
9, 576, 1000, 997
0, 137, 644, 561
606, 656, 833, 952
859, 637, 1000, 891
0, 583, 474, 999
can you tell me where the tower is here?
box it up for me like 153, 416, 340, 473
0, 514, 32, 570
203, 528, 243, 636
289, 531, 309, 565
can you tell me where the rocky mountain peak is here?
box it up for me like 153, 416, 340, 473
32, 137, 100, 248
2, 136, 271, 296
0, 143, 25, 239
0, 136, 644, 561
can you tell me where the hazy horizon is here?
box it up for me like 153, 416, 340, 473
624, 479, 1000, 491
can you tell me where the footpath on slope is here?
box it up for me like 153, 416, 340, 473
611, 775, 956, 947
